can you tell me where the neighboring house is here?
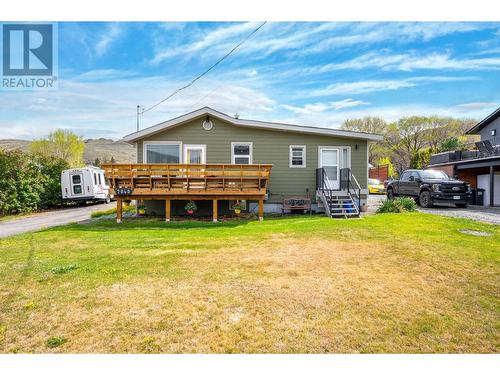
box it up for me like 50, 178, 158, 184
429, 106, 500, 206
104, 107, 382, 221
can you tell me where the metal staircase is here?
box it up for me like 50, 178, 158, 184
316, 168, 361, 218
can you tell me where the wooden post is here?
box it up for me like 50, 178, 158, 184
258, 199, 264, 221
213, 199, 218, 223
165, 198, 171, 222
116, 197, 123, 223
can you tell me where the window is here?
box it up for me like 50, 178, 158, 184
420, 170, 448, 179
289, 145, 306, 168
231, 142, 253, 164
341, 148, 351, 169
400, 171, 411, 181
73, 185, 82, 194
144, 142, 181, 163
98, 173, 102, 185
72, 175, 81, 184
94, 173, 97, 185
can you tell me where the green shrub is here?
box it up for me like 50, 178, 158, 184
377, 197, 417, 213
0, 150, 68, 215
46, 336, 67, 348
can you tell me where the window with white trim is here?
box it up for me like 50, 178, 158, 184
289, 145, 306, 168
231, 142, 253, 164
144, 142, 181, 163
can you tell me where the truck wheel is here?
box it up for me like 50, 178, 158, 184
456, 203, 468, 208
387, 188, 394, 200
419, 191, 433, 208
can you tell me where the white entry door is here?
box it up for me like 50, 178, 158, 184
183, 144, 206, 164
319, 147, 340, 190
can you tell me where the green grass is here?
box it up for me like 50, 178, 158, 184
0, 213, 498, 353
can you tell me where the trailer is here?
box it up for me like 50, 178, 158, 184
61, 166, 111, 204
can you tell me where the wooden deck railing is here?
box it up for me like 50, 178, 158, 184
102, 163, 272, 196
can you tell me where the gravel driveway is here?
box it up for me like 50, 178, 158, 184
418, 205, 500, 225
0, 202, 116, 238
368, 194, 499, 225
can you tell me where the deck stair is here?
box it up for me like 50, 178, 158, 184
316, 167, 361, 218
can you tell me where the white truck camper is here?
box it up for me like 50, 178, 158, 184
61, 166, 111, 204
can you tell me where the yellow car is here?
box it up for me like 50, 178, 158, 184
368, 178, 386, 194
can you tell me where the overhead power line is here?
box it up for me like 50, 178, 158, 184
140, 21, 267, 115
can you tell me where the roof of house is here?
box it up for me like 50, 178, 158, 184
122, 107, 384, 143
465, 106, 500, 135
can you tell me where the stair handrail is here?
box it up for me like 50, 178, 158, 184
316, 167, 332, 216
340, 168, 361, 211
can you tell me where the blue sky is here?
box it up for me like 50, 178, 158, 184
1, 21, 500, 139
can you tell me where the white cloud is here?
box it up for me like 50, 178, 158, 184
295, 22, 488, 56
302, 51, 500, 74
151, 22, 262, 64
273, 103, 493, 130
330, 98, 370, 110
281, 99, 369, 116
95, 24, 124, 57
306, 76, 476, 97
456, 102, 498, 111
0, 75, 275, 139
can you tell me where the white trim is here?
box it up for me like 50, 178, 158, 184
289, 145, 306, 168
318, 146, 340, 190
183, 144, 206, 164
143, 141, 182, 163
123, 107, 383, 143
231, 142, 253, 164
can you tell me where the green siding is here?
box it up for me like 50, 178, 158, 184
137, 117, 368, 203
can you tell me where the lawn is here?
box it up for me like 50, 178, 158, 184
0, 213, 498, 353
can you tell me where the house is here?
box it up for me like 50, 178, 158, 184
103, 107, 383, 222
428, 106, 500, 206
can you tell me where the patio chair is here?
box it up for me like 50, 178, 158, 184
475, 141, 490, 157
483, 139, 500, 156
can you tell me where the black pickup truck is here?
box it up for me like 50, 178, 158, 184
386, 169, 471, 208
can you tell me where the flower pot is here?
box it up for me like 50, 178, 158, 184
234, 208, 241, 214
187, 209, 194, 215
138, 208, 145, 215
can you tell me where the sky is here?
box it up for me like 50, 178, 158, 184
1, 21, 500, 139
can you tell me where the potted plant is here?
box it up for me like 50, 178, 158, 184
138, 205, 146, 215
232, 201, 243, 214
184, 200, 197, 215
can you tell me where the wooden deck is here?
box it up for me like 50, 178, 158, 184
102, 163, 272, 222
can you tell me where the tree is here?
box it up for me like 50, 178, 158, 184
30, 129, 85, 167
341, 117, 387, 134
376, 157, 397, 178
410, 148, 433, 169
93, 158, 101, 167
440, 137, 466, 152
385, 117, 431, 171
341, 117, 389, 164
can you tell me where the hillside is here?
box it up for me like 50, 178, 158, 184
0, 138, 135, 164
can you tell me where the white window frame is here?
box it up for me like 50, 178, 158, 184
231, 142, 253, 164
143, 141, 182, 164
289, 145, 306, 168
183, 144, 206, 164
340, 146, 351, 169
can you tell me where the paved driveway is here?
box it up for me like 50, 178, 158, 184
0, 203, 115, 238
